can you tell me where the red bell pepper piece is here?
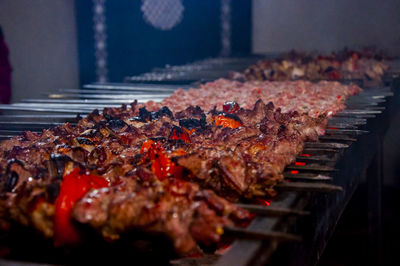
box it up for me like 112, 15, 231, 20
183, 127, 196, 136
223, 101, 240, 113
140, 141, 186, 180
214, 115, 242, 128
54, 168, 109, 247
169, 126, 191, 143
140, 139, 155, 154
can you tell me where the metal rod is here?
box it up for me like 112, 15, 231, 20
346, 98, 385, 103
0, 121, 68, 126
22, 99, 137, 104
285, 165, 337, 172
345, 106, 385, 111
11, 103, 121, 109
325, 129, 369, 135
334, 114, 376, 119
326, 123, 358, 129
83, 83, 188, 91
0, 105, 91, 114
295, 155, 335, 162
346, 97, 385, 102
275, 181, 343, 192
46, 93, 166, 100
0, 114, 77, 119
360, 106, 385, 111
235, 204, 309, 216
0, 130, 40, 135
283, 172, 333, 181
55, 89, 173, 95
223, 227, 302, 243
346, 102, 379, 107
304, 142, 349, 149
318, 135, 357, 141
337, 109, 382, 115
329, 117, 367, 124
302, 148, 341, 153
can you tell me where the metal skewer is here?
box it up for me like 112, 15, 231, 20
275, 181, 343, 192
223, 227, 302, 243
295, 155, 335, 162
325, 129, 369, 135
22, 99, 137, 104
329, 117, 367, 125
283, 172, 333, 181
0, 105, 92, 114
326, 123, 358, 129
11, 103, 122, 109
54, 89, 173, 95
337, 109, 382, 115
304, 142, 349, 149
235, 204, 309, 216
319, 135, 357, 141
286, 164, 337, 172
83, 83, 187, 91
46, 93, 166, 100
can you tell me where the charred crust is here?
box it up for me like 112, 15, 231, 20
80, 129, 102, 138
75, 113, 82, 121
216, 112, 242, 122
34, 168, 47, 180
139, 107, 152, 122
6, 159, 25, 173
210, 106, 218, 116
107, 119, 127, 131
71, 147, 89, 163
131, 107, 152, 122
49, 154, 72, 179
175, 106, 204, 119
103, 113, 116, 122
4, 171, 19, 192
46, 181, 60, 202
76, 137, 95, 145
153, 106, 173, 119
179, 118, 200, 130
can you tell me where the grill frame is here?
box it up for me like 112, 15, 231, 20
0, 56, 398, 266
215, 84, 395, 266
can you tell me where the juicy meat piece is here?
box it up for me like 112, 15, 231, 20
229, 50, 389, 82
146, 78, 361, 118
72, 174, 248, 254
0, 76, 360, 255
218, 155, 248, 193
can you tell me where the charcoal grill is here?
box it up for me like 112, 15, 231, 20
0, 56, 399, 266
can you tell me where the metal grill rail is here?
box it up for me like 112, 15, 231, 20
0, 56, 398, 266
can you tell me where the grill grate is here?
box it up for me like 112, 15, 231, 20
0, 56, 398, 265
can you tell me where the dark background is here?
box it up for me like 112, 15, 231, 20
75, 0, 251, 85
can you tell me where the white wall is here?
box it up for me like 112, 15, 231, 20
253, 0, 400, 186
0, 0, 79, 102
253, 0, 400, 56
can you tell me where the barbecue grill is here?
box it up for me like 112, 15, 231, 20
0, 56, 399, 266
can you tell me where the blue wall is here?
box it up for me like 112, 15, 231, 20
76, 0, 251, 85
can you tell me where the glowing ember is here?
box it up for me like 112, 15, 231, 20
263, 200, 271, 206
215, 243, 233, 255
187, 252, 203, 258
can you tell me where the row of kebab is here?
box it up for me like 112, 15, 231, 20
0, 51, 390, 256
